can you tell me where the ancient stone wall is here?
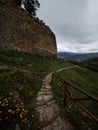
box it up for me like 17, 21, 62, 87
0, 0, 57, 56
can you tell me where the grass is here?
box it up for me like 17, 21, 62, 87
0, 49, 71, 130
0, 49, 98, 129
80, 58, 98, 72
52, 66, 98, 129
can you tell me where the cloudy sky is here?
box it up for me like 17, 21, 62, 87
37, 0, 98, 53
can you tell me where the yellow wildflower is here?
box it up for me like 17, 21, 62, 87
32, 115, 34, 117
8, 109, 12, 113
19, 114, 23, 118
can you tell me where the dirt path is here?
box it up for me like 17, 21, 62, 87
56, 65, 78, 73
35, 66, 77, 130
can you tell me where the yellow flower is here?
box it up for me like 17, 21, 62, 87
5, 104, 8, 106
22, 108, 25, 111
22, 118, 27, 123
19, 114, 23, 118
32, 115, 34, 117
3, 98, 7, 101
8, 109, 12, 113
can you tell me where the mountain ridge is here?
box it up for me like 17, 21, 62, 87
58, 52, 98, 62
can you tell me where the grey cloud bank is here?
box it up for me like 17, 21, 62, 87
38, 0, 98, 53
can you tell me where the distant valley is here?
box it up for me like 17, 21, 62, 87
58, 52, 98, 62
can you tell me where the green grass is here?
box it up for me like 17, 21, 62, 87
80, 58, 98, 72
0, 49, 98, 129
52, 66, 98, 129
59, 67, 98, 96
0, 49, 71, 130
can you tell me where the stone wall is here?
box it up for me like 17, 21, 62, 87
0, 0, 57, 56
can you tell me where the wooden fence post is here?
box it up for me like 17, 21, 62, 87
63, 81, 68, 106
52, 73, 55, 83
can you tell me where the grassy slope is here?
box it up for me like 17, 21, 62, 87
0, 49, 98, 129
59, 67, 98, 96
80, 58, 98, 72
0, 49, 72, 130
52, 66, 98, 129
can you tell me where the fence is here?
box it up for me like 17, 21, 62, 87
52, 73, 98, 124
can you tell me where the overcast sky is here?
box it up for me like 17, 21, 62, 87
37, 0, 98, 53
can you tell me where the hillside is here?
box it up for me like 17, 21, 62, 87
0, 49, 72, 130
52, 66, 98, 129
58, 52, 98, 62
0, 49, 98, 129
80, 58, 98, 72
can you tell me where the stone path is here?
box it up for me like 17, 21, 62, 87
36, 71, 74, 130
56, 65, 78, 73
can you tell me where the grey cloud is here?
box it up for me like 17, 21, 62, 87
38, 0, 98, 52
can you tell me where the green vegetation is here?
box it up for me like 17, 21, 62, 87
0, 49, 98, 129
80, 58, 98, 72
0, 97, 28, 130
52, 66, 98, 129
0, 49, 71, 130
15, 0, 40, 16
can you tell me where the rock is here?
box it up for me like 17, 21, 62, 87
43, 95, 53, 102
43, 117, 74, 130
37, 103, 60, 122
44, 85, 51, 90
36, 95, 43, 102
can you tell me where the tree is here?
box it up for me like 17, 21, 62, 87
24, 0, 40, 16
15, 0, 40, 16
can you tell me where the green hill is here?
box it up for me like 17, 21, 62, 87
80, 58, 98, 72
0, 49, 71, 130
0, 49, 98, 129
